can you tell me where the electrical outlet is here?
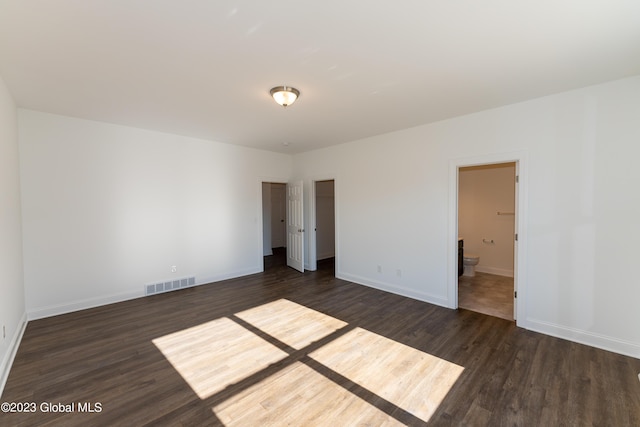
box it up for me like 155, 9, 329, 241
377, 265, 382, 273
396, 269, 402, 277
171, 265, 177, 273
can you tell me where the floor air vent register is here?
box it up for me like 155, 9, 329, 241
145, 276, 196, 296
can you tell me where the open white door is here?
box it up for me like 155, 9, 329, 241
287, 180, 304, 272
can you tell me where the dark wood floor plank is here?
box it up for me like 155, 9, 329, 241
1, 249, 639, 426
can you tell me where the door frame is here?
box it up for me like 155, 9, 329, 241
308, 175, 338, 272
448, 151, 528, 327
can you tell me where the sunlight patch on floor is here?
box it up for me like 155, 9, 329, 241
154, 300, 463, 424
309, 327, 464, 423
212, 361, 405, 426
152, 317, 288, 399
235, 299, 347, 350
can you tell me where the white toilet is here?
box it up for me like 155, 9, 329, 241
463, 253, 480, 277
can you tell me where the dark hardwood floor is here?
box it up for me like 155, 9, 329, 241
2, 249, 639, 426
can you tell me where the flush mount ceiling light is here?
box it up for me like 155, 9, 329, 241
270, 86, 300, 107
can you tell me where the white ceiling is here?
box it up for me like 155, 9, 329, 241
1, 1, 639, 154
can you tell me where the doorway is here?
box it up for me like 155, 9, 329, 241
458, 163, 515, 320
262, 182, 287, 268
315, 180, 335, 273
448, 152, 527, 327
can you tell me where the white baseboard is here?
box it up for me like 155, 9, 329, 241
337, 271, 449, 308
28, 289, 143, 321
525, 317, 640, 360
28, 267, 263, 321
475, 266, 514, 277
0, 312, 27, 399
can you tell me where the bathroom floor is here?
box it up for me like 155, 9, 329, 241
458, 272, 514, 321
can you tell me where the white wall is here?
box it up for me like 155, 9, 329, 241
459, 163, 515, 276
0, 76, 26, 397
19, 110, 292, 319
293, 76, 640, 358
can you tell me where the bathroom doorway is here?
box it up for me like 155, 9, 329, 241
457, 162, 517, 321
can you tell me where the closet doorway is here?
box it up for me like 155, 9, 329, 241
309, 179, 336, 273
261, 182, 287, 268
